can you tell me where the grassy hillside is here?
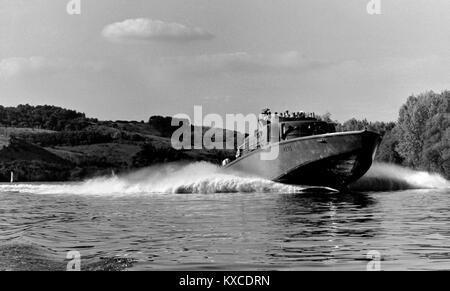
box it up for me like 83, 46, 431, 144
0, 138, 72, 181
0, 136, 9, 149
0, 105, 238, 182
0, 127, 54, 149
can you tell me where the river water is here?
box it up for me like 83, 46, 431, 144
0, 162, 449, 271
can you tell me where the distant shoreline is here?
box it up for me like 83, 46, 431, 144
1, 94, 449, 182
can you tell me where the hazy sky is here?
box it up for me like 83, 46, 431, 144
1, 0, 450, 122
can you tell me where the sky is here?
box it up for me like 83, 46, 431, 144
1, 0, 450, 123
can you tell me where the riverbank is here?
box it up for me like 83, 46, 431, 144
1, 93, 449, 182
0, 119, 238, 182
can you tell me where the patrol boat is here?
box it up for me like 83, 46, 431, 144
223, 110, 381, 190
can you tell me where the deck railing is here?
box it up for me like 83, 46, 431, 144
237, 134, 269, 154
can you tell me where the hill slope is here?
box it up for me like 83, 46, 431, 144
0, 105, 238, 182
0, 138, 72, 181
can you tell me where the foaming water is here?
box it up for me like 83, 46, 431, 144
350, 163, 450, 192
1, 163, 450, 270
0, 162, 303, 196
0, 162, 448, 196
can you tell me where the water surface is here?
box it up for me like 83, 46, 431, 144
0, 163, 449, 271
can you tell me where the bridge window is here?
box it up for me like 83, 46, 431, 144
283, 122, 333, 140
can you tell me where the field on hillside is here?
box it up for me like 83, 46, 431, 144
0, 105, 242, 181
0, 127, 56, 149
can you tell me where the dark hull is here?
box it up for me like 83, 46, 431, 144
224, 130, 381, 190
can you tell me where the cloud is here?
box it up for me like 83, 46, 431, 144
158, 51, 329, 76
102, 18, 214, 42
0, 57, 103, 80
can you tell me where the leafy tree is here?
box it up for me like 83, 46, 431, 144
375, 127, 403, 164
0, 104, 94, 131
395, 91, 450, 177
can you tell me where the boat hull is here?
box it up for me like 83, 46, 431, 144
224, 130, 381, 190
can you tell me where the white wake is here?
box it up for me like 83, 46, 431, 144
350, 163, 450, 191
1, 162, 448, 196
0, 162, 303, 196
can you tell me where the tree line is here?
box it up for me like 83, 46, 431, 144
324, 91, 449, 179
1, 91, 449, 179
0, 104, 95, 131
